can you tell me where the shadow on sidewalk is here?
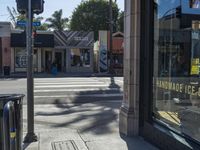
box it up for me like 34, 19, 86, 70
120, 134, 159, 150
35, 77, 122, 135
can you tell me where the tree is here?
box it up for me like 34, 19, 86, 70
33, 16, 48, 31
117, 11, 124, 33
69, 0, 119, 40
7, 6, 25, 29
46, 9, 69, 31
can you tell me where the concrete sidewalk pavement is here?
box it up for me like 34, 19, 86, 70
22, 102, 159, 150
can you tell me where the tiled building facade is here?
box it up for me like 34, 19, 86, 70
0, 22, 12, 75
119, 0, 200, 149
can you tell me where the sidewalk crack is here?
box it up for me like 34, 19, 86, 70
77, 129, 90, 150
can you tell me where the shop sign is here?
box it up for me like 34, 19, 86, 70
74, 37, 88, 41
54, 31, 94, 47
191, 58, 200, 75
156, 78, 200, 97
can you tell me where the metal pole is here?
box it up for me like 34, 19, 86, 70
109, 0, 113, 73
24, 0, 37, 143
3, 101, 14, 150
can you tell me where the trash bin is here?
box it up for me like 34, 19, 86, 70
3, 66, 10, 76
0, 94, 24, 150
51, 66, 57, 75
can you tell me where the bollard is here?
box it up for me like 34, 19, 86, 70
3, 101, 16, 150
0, 94, 24, 150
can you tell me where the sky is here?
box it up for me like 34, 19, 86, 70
0, 0, 124, 21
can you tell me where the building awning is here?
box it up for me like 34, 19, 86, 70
11, 32, 54, 48
54, 31, 94, 48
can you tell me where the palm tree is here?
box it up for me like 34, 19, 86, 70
7, 6, 48, 30
33, 16, 48, 31
46, 9, 69, 31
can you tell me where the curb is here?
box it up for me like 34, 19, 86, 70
0, 73, 122, 79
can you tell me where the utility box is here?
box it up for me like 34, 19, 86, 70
3, 66, 10, 76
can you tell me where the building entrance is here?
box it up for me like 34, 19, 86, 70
55, 52, 62, 72
45, 51, 52, 73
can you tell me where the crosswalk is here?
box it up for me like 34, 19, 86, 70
33, 77, 123, 104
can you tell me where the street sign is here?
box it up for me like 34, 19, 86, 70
32, 22, 41, 26
16, 20, 26, 26
16, 21, 41, 26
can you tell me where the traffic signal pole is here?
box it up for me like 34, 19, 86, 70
24, 0, 38, 142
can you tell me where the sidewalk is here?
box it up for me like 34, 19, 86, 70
22, 102, 159, 150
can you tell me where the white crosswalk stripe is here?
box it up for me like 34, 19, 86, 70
34, 88, 122, 93
34, 93, 123, 98
34, 81, 105, 85
35, 84, 111, 88
33, 77, 123, 103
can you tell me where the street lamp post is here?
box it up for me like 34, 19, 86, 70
16, 0, 44, 143
24, 0, 38, 142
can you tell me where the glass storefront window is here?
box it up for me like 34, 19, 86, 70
153, 0, 200, 142
190, 0, 200, 9
15, 48, 37, 69
70, 48, 90, 67
15, 48, 27, 68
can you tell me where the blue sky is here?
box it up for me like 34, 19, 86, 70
0, 0, 124, 21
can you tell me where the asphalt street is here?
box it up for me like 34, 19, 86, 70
0, 77, 123, 104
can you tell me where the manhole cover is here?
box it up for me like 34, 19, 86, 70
52, 140, 79, 150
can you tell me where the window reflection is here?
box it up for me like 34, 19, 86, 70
15, 48, 37, 68
71, 48, 90, 67
190, 0, 200, 9
15, 48, 27, 68
153, 0, 200, 142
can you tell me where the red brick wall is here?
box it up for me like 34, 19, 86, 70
112, 38, 123, 54
107, 32, 124, 54
2, 37, 11, 66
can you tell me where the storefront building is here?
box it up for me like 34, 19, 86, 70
11, 30, 54, 73
0, 22, 12, 75
54, 31, 94, 73
10, 30, 94, 73
119, 0, 200, 149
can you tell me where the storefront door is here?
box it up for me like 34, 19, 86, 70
55, 52, 62, 72
45, 51, 52, 73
